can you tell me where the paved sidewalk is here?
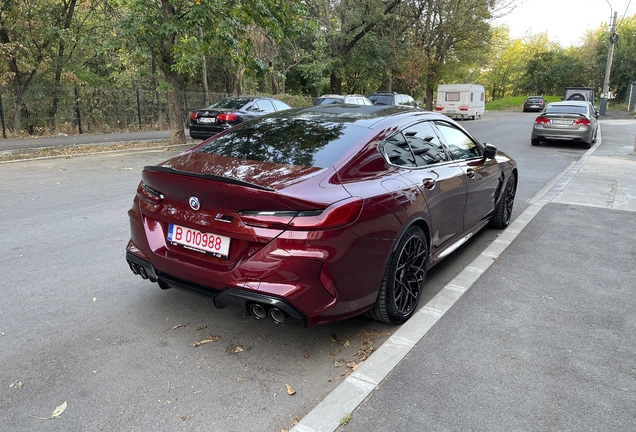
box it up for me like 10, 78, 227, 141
292, 113, 636, 432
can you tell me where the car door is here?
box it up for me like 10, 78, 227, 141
384, 121, 468, 254
433, 120, 501, 231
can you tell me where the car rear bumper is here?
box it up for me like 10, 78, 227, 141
531, 125, 594, 142
126, 251, 308, 325
188, 124, 230, 139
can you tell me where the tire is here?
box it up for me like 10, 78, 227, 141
367, 226, 427, 324
582, 141, 592, 149
490, 173, 516, 229
531, 139, 540, 146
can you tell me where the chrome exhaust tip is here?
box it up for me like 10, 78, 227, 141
128, 261, 139, 275
138, 266, 148, 279
250, 303, 267, 320
269, 307, 286, 324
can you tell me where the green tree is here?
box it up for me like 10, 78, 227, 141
116, 0, 304, 144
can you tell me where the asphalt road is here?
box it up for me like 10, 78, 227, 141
0, 112, 586, 431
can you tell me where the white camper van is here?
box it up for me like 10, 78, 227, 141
436, 83, 485, 120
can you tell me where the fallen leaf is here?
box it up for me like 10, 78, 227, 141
228, 345, 244, 354
343, 339, 350, 348
196, 325, 207, 331
92, 297, 97, 302
193, 390, 201, 394
9, 381, 22, 389
51, 401, 67, 418
303, 353, 310, 359
286, 383, 296, 395
334, 359, 345, 367
181, 415, 190, 421
165, 323, 189, 332
330, 334, 338, 344
193, 334, 221, 347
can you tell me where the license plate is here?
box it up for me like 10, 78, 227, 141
551, 119, 572, 125
199, 117, 216, 124
446, 109, 456, 113
167, 224, 230, 257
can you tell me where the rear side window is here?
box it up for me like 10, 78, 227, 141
383, 133, 416, 167
272, 99, 290, 111
253, 100, 275, 113
199, 117, 369, 168
403, 122, 449, 166
434, 121, 483, 160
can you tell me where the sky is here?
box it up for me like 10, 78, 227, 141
493, 0, 635, 47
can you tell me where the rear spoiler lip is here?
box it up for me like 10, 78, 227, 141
143, 165, 275, 192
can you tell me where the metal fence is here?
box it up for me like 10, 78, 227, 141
0, 85, 231, 139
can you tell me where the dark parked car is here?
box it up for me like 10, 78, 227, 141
368, 91, 418, 108
313, 94, 373, 106
531, 101, 599, 149
127, 105, 517, 326
188, 96, 291, 140
523, 96, 545, 112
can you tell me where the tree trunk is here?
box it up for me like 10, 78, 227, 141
164, 69, 185, 144
233, 65, 245, 95
199, 26, 210, 105
330, 72, 342, 94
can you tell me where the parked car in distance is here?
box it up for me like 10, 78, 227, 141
368, 91, 418, 108
531, 101, 599, 149
313, 94, 373, 106
127, 104, 517, 326
523, 96, 545, 112
188, 96, 291, 140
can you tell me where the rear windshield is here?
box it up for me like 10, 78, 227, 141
198, 116, 369, 168
208, 98, 252, 109
314, 97, 343, 105
369, 95, 393, 105
545, 105, 587, 115
527, 97, 543, 102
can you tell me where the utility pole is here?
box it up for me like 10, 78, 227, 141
600, 11, 618, 116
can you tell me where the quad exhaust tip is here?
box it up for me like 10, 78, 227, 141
127, 260, 149, 280
249, 303, 287, 324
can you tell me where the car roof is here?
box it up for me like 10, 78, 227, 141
260, 104, 436, 128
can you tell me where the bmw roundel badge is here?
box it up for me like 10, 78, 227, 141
189, 196, 201, 211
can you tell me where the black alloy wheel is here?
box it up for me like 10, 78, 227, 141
367, 226, 427, 324
491, 173, 516, 229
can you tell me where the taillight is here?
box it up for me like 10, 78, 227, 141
435, 106, 443, 111
535, 117, 550, 124
217, 113, 237, 122
239, 197, 364, 231
574, 118, 590, 125
137, 181, 164, 205
190, 112, 198, 121
459, 105, 468, 111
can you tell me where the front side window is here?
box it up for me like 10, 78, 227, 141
434, 121, 483, 160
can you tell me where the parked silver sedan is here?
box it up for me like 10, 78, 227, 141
531, 101, 599, 149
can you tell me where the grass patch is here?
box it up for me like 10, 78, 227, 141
486, 95, 561, 111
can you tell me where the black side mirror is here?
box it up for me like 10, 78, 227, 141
484, 143, 497, 159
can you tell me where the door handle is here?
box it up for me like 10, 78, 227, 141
466, 168, 476, 179
422, 178, 436, 189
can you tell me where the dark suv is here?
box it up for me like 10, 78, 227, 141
368, 91, 418, 108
